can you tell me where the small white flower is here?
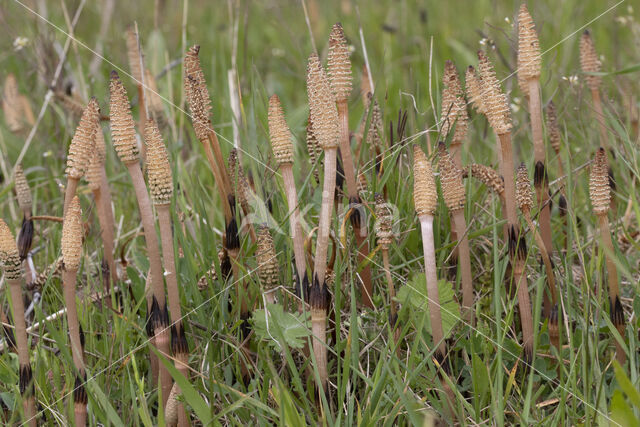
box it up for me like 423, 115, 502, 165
13, 36, 29, 51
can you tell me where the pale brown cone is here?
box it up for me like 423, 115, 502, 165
61, 196, 83, 271
469, 164, 505, 196
184, 45, 212, 134
306, 117, 322, 182
477, 50, 512, 135
0, 219, 22, 280
546, 101, 561, 154
256, 225, 279, 291
307, 53, 339, 150
465, 66, 486, 115
516, 163, 533, 212
66, 97, 99, 179
145, 119, 173, 205
228, 148, 251, 208
580, 30, 601, 91
109, 72, 139, 164
440, 61, 468, 142
268, 95, 294, 165
367, 97, 384, 148
438, 144, 465, 211
517, 3, 542, 96
589, 147, 610, 216
14, 165, 32, 213
357, 171, 367, 194
126, 27, 144, 83
413, 145, 437, 216
327, 23, 352, 102
2, 74, 23, 132
374, 193, 393, 248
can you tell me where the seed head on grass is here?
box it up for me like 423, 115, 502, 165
517, 3, 541, 97
328, 23, 352, 102
580, 30, 601, 91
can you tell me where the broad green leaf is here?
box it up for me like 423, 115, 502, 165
610, 390, 640, 427
251, 304, 310, 349
472, 352, 490, 414
396, 274, 460, 337
613, 361, 640, 409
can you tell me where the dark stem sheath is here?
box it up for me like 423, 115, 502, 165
8, 279, 36, 425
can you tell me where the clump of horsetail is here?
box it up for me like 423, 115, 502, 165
0, 219, 37, 426
268, 94, 308, 303
477, 50, 534, 363
61, 197, 87, 426
589, 148, 626, 364
374, 193, 399, 346
546, 101, 568, 251
328, 23, 374, 309
145, 118, 191, 424
86, 123, 118, 293
110, 70, 172, 402
64, 97, 99, 214
516, 164, 559, 349
307, 51, 339, 396
440, 61, 468, 167
518, 4, 553, 257
256, 225, 279, 304
438, 144, 474, 323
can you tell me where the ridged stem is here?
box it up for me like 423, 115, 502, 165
497, 133, 518, 226
62, 270, 87, 425
99, 168, 118, 285
125, 162, 172, 402
381, 249, 400, 346
157, 205, 181, 324
7, 278, 36, 426
528, 79, 553, 255
523, 212, 557, 308
92, 187, 115, 300
137, 85, 148, 164
337, 100, 373, 308
590, 89, 610, 151
313, 148, 337, 285
597, 214, 626, 364
452, 210, 474, 324
63, 177, 79, 215
281, 165, 307, 302
512, 247, 534, 363
311, 306, 328, 393
419, 215, 446, 358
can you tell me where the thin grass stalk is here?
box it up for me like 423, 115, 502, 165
0, 220, 36, 426
375, 193, 399, 346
